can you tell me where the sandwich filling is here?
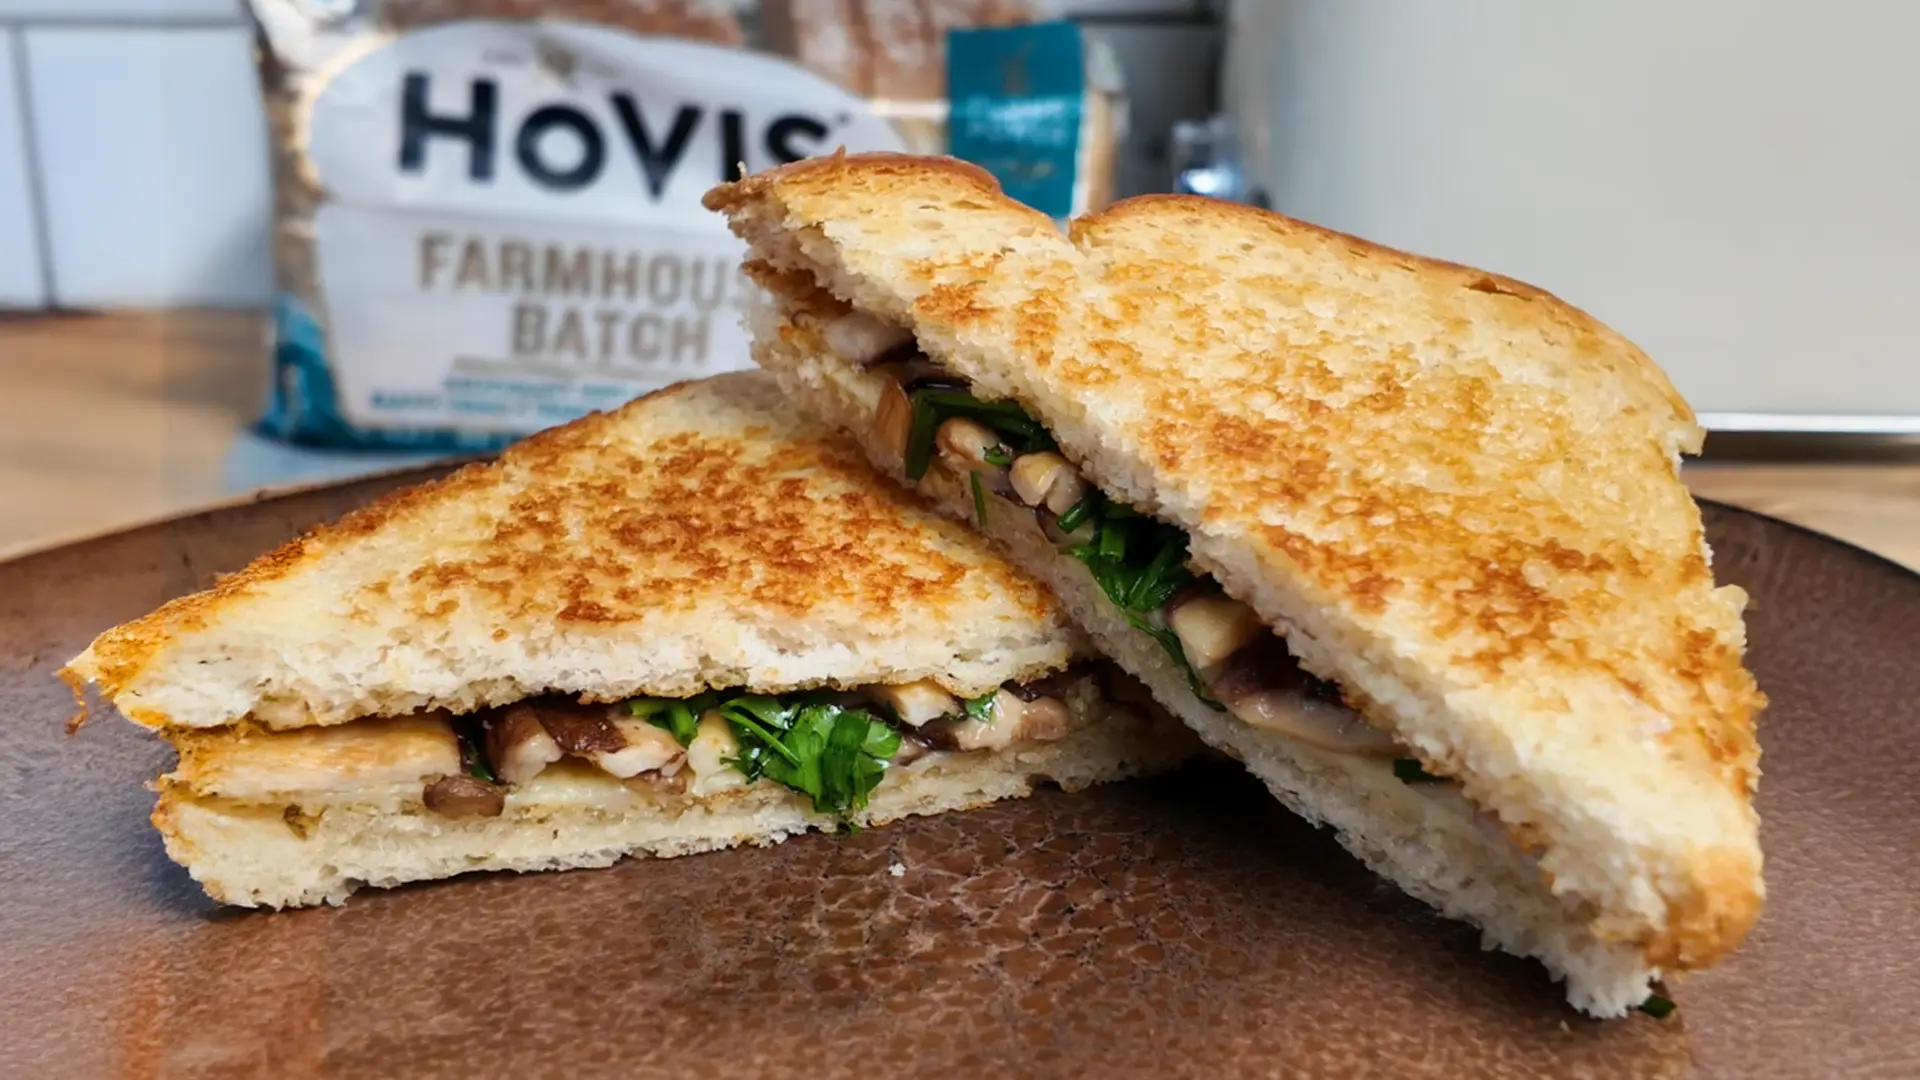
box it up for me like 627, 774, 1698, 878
832, 321, 1424, 774
175, 664, 1127, 823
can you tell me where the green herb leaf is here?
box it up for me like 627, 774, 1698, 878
888, 385, 1219, 710
757, 704, 827, 797
903, 391, 945, 481
1128, 532, 1194, 611
1056, 492, 1102, 533
683, 689, 725, 715
861, 716, 902, 758
455, 721, 497, 783
1068, 517, 1190, 617
818, 708, 873, 812
624, 689, 906, 820
628, 697, 700, 746
902, 389, 1055, 481
723, 695, 792, 726
662, 702, 699, 746
719, 698, 899, 819
1637, 993, 1676, 1019
1393, 758, 1444, 783
720, 696, 803, 771
1059, 508, 1218, 707
962, 691, 997, 720
927, 392, 1055, 447
1120, 610, 1218, 705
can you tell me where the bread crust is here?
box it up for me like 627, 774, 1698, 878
64, 371, 1079, 729
709, 153, 1766, 981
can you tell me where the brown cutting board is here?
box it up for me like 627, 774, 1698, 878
1, 472, 1914, 1079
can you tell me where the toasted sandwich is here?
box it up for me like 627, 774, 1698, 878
61, 371, 1198, 908
705, 153, 1766, 1017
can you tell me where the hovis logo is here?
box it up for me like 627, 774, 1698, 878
307, 21, 908, 227
395, 72, 832, 196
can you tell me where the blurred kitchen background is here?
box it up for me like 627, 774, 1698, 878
2, 0, 1917, 565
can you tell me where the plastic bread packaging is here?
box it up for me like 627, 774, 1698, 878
243, 0, 1124, 452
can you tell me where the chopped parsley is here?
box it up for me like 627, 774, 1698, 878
903, 388, 1055, 481
1055, 493, 1099, 534
896, 383, 1219, 705
1637, 993, 1676, 1019
1061, 494, 1219, 706
962, 691, 997, 721
1393, 758, 1444, 783
453, 719, 497, 783
625, 691, 900, 820
721, 696, 901, 817
630, 695, 705, 747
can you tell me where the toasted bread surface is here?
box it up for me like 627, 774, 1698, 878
708, 153, 1765, 980
64, 371, 1079, 730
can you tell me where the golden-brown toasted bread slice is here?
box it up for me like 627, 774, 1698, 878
706, 152, 1765, 1015
63, 371, 1082, 731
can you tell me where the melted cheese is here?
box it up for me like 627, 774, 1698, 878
172, 714, 458, 799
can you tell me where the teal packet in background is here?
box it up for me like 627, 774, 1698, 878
946, 21, 1123, 226
258, 295, 515, 453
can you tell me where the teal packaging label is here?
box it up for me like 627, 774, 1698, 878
946, 21, 1087, 223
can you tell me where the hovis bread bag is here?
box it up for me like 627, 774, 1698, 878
245, 0, 1120, 451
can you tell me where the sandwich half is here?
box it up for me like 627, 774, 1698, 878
62, 371, 1197, 908
705, 153, 1766, 1017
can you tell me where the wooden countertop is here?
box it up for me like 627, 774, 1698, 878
4, 310, 1919, 572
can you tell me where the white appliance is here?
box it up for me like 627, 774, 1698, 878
1220, 1, 1920, 433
